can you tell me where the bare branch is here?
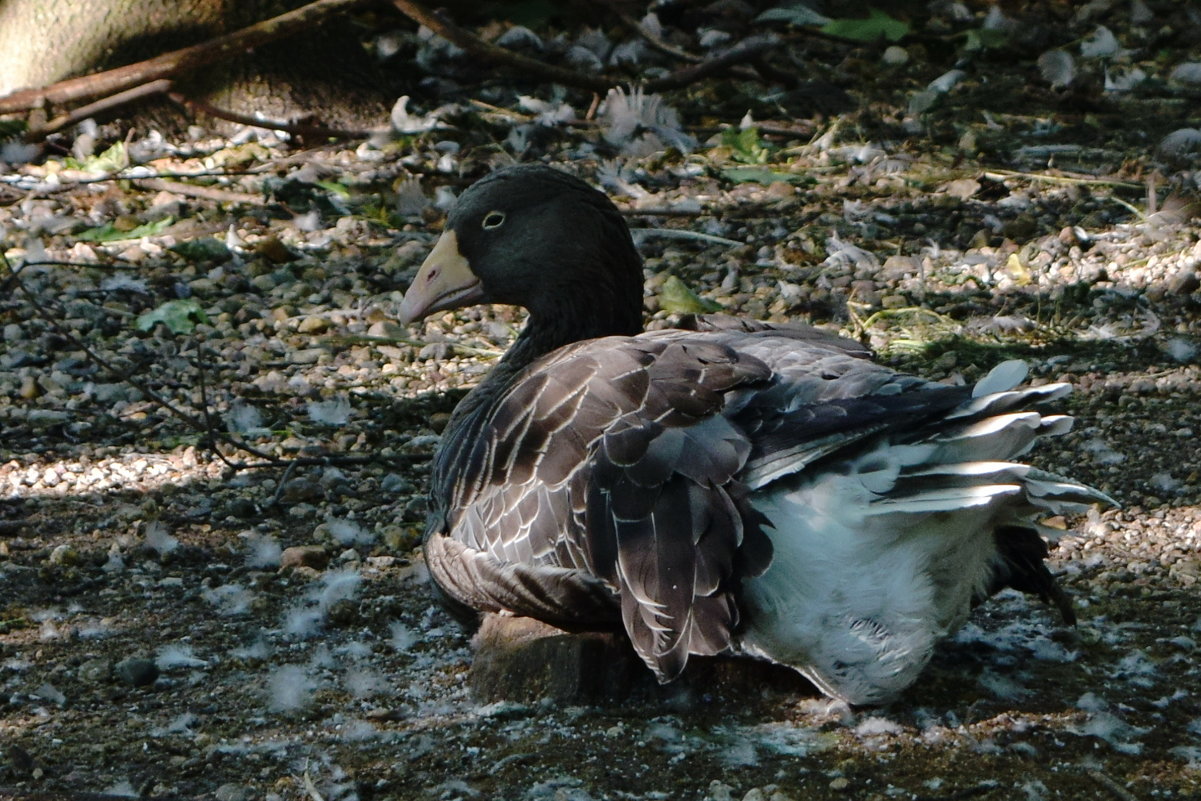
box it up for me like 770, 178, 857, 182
389, 0, 614, 93
389, 0, 777, 95
33, 80, 174, 138
167, 91, 376, 140
0, 0, 370, 116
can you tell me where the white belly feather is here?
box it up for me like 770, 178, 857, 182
736, 362, 1107, 705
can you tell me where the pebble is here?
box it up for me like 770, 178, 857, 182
280, 545, 329, 570
214, 784, 250, 801
18, 375, 41, 399
1167, 268, 1199, 294
281, 478, 324, 502
77, 658, 112, 684
47, 544, 77, 565
114, 657, 159, 687
298, 315, 330, 334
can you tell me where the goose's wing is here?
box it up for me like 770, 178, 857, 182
426, 334, 776, 670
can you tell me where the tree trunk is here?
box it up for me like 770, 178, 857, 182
0, 0, 391, 130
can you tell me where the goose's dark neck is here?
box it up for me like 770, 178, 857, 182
443, 286, 641, 441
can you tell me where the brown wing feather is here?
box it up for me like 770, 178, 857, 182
428, 334, 774, 671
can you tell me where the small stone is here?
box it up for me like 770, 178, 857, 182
47, 544, 77, 566
326, 598, 358, 626
77, 658, 113, 684
250, 274, 277, 292
280, 545, 329, 570
381, 525, 420, 552
829, 778, 850, 792
298, 315, 330, 334
290, 348, 326, 365
115, 657, 159, 687
882, 45, 908, 65
224, 497, 258, 518
281, 478, 324, 502
18, 375, 41, 400
1167, 269, 1199, 295
367, 319, 407, 338
214, 783, 250, 801
254, 235, 297, 263
380, 473, 414, 493
707, 781, 735, 801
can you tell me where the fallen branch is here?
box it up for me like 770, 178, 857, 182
645, 35, 777, 92
167, 91, 376, 140
1087, 770, 1142, 801
135, 177, 260, 205
0, 0, 369, 116
603, 3, 702, 64
389, 0, 777, 94
34, 79, 174, 138
389, 0, 613, 93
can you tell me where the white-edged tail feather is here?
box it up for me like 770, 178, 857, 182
972, 359, 1028, 397
736, 361, 1114, 704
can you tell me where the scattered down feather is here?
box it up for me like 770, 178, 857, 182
399, 165, 1115, 704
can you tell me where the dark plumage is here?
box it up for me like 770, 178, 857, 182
399, 165, 1113, 704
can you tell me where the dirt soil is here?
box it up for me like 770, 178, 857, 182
2, 2, 1201, 800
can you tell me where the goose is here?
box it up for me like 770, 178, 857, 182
398, 164, 1112, 705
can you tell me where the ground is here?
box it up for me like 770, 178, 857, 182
2, 2, 1201, 800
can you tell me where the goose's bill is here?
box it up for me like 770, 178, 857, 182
398, 230, 484, 324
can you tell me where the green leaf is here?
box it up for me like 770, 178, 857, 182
77, 216, 174, 243
721, 126, 771, 164
63, 142, 129, 173
316, 180, 351, 198
755, 2, 830, 25
135, 299, 209, 335
658, 275, 722, 314
821, 8, 909, 42
721, 167, 810, 185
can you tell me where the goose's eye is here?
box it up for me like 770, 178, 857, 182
482, 211, 506, 230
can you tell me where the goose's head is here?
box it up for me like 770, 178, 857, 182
399, 165, 644, 342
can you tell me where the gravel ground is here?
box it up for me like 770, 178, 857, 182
3, 2, 1201, 800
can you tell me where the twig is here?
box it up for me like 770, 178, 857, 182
7, 260, 210, 436
389, 0, 613, 92
32, 80, 173, 138
605, 3, 702, 63
0, 0, 370, 115
645, 35, 778, 92
631, 228, 743, 247
389, 0, 776, 93
135, 177, 260, 205
981, 169, 1143, 191
322, 334, 502, 359
1087, 770, 1142, 801
5, 256, 420, 478
0, 169, 275, 194
9, 255, 272, 468
267, 460, 301, 509
912, 781, 999, 801
167, 91, 375, 140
